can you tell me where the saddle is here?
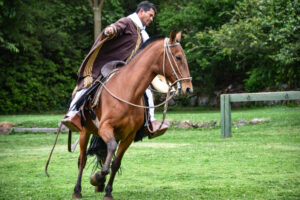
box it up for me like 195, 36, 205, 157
74, 60, 151, 142
73, 61, 125, 124
74, 61, 125, 108
101, 60, 126, 77
92, 61, 126, 108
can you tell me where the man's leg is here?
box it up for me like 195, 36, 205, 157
62, 88, 88, 132
145, 89, 155, 122
145, 89, 169, 135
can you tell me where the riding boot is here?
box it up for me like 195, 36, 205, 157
61, 113, 82, 132
148, 120, 169, 139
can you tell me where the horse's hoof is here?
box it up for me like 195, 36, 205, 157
95, 184, 105, 193
72, 193, 82, 199
90, 173, 99, 186
104, 196, 114, 200
90, 172, 106, 186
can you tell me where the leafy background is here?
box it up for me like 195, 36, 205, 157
0, 0, 299, 113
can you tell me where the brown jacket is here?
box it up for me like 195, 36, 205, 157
76, 17, 142, 91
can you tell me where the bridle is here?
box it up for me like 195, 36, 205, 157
162, 37, 192, 93
142, 37, 192, 133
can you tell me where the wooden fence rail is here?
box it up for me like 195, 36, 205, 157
220, 91, 300, 138
12, 128, 68, 133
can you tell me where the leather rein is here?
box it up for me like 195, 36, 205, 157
97, 37, 192, 109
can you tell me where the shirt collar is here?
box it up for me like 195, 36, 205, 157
127, 12, 146, 31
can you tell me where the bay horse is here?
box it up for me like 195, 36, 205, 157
72, 31, 192, 200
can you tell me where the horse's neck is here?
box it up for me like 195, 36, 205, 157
119, 43, 162, 102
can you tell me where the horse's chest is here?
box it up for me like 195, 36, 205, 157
113, 110, 143, 138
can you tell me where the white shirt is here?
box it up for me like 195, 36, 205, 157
127, 13, 149, 43
127, 13, 155, 121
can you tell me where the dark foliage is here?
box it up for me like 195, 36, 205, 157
0, 0, 298, 113
0, 0, 93, 113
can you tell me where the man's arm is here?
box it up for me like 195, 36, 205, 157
104, 17, 130, 37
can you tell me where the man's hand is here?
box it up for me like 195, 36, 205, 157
104, 26, 115, 36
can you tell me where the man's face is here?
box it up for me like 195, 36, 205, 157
139, 8, 155, 26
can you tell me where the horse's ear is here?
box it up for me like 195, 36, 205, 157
175, 31, 182, 43
169, 30, 177, 43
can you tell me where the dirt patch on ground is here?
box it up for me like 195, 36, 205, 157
0, 122, 14, 135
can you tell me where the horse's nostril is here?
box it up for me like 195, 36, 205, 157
186, 88, 192, 94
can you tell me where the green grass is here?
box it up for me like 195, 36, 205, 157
0, 105, 300, 199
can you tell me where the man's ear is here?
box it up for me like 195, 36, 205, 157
169, 30, 177, 43
138, 8, 145, 15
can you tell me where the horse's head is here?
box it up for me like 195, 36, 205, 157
162, 31, 193, 95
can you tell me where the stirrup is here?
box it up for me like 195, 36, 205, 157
148, 120, 168, 139
148, 128, 168, 139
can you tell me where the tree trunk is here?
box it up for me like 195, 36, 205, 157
93, 6, 101, 41
89, 0, 105, 41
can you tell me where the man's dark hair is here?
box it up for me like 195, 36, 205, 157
136, 1, 157, 14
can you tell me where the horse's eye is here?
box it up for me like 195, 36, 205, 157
176, 56, 182, 61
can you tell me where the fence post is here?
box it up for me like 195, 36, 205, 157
221, 94, 232, 138
221, 95, 225, 137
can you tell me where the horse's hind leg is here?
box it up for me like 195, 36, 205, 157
104, 134, 135, 200
73, 130, 90, 199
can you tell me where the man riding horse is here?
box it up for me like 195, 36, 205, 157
62, 1, 169, 136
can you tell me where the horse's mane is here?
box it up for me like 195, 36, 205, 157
139, 35, 165, 51
130, 35, 165, 60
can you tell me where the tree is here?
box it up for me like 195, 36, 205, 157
190, 0, 300, 92
0, 0, 94, 113
88, 0, 106, 41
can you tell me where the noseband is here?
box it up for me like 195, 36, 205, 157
162, 38, 192, 92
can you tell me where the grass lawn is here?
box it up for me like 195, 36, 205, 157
0, 105, 299, 199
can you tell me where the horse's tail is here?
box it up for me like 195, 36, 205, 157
87, 136, 107, 169
45, 123, 63, 177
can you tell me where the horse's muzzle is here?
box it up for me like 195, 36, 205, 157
186, 87, 193, 95
181, 82, 193, 95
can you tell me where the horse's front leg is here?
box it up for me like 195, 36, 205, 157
104, 133, 135, 200
73, 129, 90, 199
90, 126, 118, 194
